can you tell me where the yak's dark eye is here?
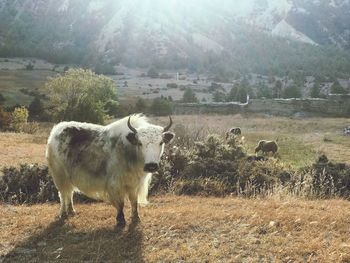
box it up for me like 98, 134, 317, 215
160, 141, 164, 146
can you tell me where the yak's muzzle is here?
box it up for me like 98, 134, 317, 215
144, 162, 159, 172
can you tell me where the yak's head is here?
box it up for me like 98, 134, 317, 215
126, 116, 175, 172
254, 140, 266, 153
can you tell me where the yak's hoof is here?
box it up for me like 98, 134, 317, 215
132, 216, 141, 224
68, 210, 76, 216
116, 220, 126, 229
57, 213, 68, 221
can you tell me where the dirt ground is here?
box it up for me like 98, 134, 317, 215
1, 195, 350, 262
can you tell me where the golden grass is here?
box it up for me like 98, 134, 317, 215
154, 115, 350, 167
1, 195, 350, 262
0, 132, 47, 170
0, 115, 349, 171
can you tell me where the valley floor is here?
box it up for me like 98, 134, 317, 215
1, 196, 350, 262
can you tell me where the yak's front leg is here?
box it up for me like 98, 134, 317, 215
129, 191, 140, 224
115, 201, 126, 228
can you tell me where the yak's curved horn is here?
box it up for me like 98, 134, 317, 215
127, 116, 137, 133
163, 116, 173, 132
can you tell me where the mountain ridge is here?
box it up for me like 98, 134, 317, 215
0, 0, 350, 77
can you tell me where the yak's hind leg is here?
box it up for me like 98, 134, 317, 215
109, 194, 126, 228
48, 162, 75, 219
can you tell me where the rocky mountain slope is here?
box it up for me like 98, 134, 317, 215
0, 0, 350, 77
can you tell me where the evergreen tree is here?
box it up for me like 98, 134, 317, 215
28, 96, 44, 120
283, 85, 302, 98
310, 82, 321, 98
149, 97, 172, 116
135, 97, 148, 112
182, 88, 198, 103
226, 85, 239, 102
273, 80, 283, 98
331, 80, 347, 94
213, 91, 226, 102
257, 83, 272, 98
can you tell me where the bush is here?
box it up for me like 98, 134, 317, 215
159, 73, 171, 79
46, 69, 117, 124
0, 164, 96, 205
28, 96, 46, 121
167, 83, 178, 89
11, 106, 29, 132
182, 88, 198, 103
134, 97, 148, 113
94, 62, 116, 75
149, 97, 172, 116
283, 85, 302, 98
22, 122, 39, 134
298, 155, 350, 198
0, 106, 11, 131
25, 63, 34, 70
0, 164, 57, 204
147, 67, 159, 78
0, 93, 5, 105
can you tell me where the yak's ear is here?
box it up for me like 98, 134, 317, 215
126, 133, 141, 146
163, 131, 175, 144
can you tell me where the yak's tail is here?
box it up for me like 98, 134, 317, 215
138, 173, 152, 206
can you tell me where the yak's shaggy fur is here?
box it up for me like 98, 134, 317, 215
46, 114, 174, 225
255, 140, 278, 155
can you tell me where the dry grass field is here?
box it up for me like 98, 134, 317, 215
1, 115, 350, 262
0, 115, 349, 170
1, 196, 350, 262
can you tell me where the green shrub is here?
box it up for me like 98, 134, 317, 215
167, 83, 178, 89
0, 164, 57, 204
94, 62, 116, 75
182, 88, 198, 103
11, 106, 29, 132
147, 67, 159, 78
25, 63, 34, 70
0, 164, 96, 205
149, 97, 172, 116
46, 68, 117, 124
0, 106, 11, 131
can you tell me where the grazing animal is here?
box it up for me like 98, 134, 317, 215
226, 127, 242, 139
255, 140, 278, 155
46, 114, 175, 227
344, 126, 350, 135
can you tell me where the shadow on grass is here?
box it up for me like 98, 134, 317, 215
3, 219, 144, 263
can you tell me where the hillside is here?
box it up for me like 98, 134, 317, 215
0, 0, 350, 77
1, 196, 350, 262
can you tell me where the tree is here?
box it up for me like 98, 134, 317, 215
0, 106, 11, 131
226, 86, 238, 102
149, 97, 172, 116
12, 106, 29, 132
147, 67, 159, 78
94, 61, 115, 75
283, 85, 302, 98
273, 80, 283, 98
46, 69, 117, 124
134, 97, 148, 112
237, 86, 248, 103
257, 83, 272, 99
0, 93, 5, 105
213, 91, 226, 102
310, 83, 321, 98
208, 82, 222, 93
28, 96, 45, 120
331, 80, 347, 94
182, 88, 198, 103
